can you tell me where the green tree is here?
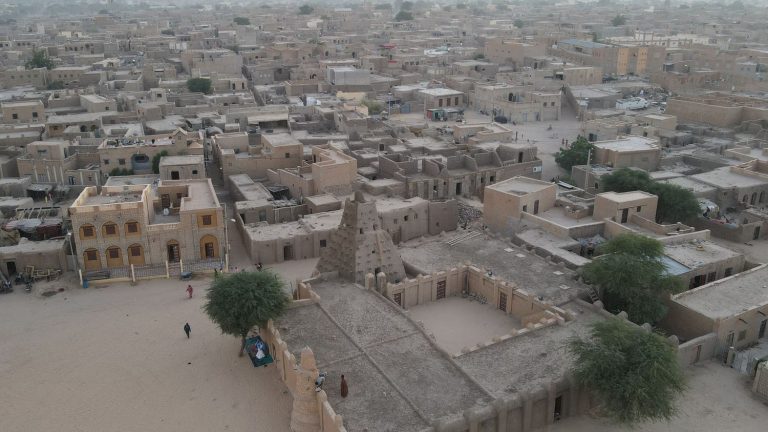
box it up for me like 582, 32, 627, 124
554, 136, 594, 172
395, 11, 413, 21
601, 168, 652, 192
152, 150, 168, 174
233, 17, 250, 25
298, 4, 314, 14
160, 29, 174, 36
362, 99, 384, 115
395, 10, 414, 21
401, 1, 414, 10
582, 234, 684, 324
473, 53, 485, 60
46, 80, 65, 90
375, 3, 392, 9
611, 14, 627, 26
456, 3, 467, 9
648, 182, 701, 224
25, 49, 55, 70
601, 168, 701, 223
186, 77, 212, 94
204, 271, 290, 356
513, 19, 524, 28
569, 319, 685, 424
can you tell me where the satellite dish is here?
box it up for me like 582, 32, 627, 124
163, 208, 169, 216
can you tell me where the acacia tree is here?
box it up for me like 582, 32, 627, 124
582, 233, 684, 324
26, 49, 55, 70
601, 168, 701, 223
569, 319, 685, 424
611, 14, 627, 26
186, 77, 212, 94
204, 271, 290, 356
554, 136, 594, 172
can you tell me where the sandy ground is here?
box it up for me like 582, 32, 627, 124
0, 275, 293, 432
408, 297, 519, 354
549, 361, 768, 432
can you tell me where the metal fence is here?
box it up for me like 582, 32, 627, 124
84, 257, 226, 284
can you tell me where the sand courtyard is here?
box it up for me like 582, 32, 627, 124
408, 296, 520, 353
0, 276, 294, 432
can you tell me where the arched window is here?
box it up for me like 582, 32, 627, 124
80, 224, 96, 240
124, 221, 140, 236
83, 248, 100, 271
102, 222, 119, 237
105, 246, 123, 268
127, 244, 145, 266
200, 234, 219, 259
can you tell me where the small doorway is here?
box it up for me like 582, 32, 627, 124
167, 241, 180, 262
436, 280, 446, 300
553, 395, 563, 421
455, 182, 462, 195
6, 261, 16, 276
204, 242, 215, 258
533, 199, 540, 215
161, 194, 171, 209
726, 331, 735, 348
171, 171, 180, 180
759, 319, 767, 339
693, 344, 702, 364
754, 226, 761, 240
498, 292, 508, 312
283, 245, 293, 261
518, 152, 524, 163
621, 208, 629, 223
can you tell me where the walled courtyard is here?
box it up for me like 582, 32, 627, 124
408, 296, 520, 354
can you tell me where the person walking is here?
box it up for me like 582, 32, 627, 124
184, 322, 191, 338
186, 284, 193, 299
340, 374, 348, 398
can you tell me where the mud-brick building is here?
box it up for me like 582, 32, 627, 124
69, 176, 224, 272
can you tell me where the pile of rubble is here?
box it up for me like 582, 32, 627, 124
458, 202, 482, 227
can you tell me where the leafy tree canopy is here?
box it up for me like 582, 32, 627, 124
401, 1, 414, 10
26, 49, 55, 70
375, 3, 392, 9
569, 319, 685, 424
233, 17, 250, 25
555, 136, 594, 172
612, 14, 627, 26
601, 168, 700, 223
186, 77, 212, 95
298, 4, 314, 15
152, 150, 169, 174
582, 234, 684, 324
395, 10, 414, 21
204, 271, 290, 356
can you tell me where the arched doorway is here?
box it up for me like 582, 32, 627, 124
83, 248, 101, 271
127, 244, 145, 266
105, 246, 124, 268
167, 240, 180, 262
199, 235, 219, 259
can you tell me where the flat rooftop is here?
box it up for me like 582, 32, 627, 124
418, 88, 464, 97
692, 167, 768, 189
276, 279, 492, 431
458, 301, 602, 397
487, 177, 554, 196
399, 234, 587, 305
664, 241, 742, 270
672, 264, 768, 319
593, 136, 659, 152
159, 155, 203, 166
